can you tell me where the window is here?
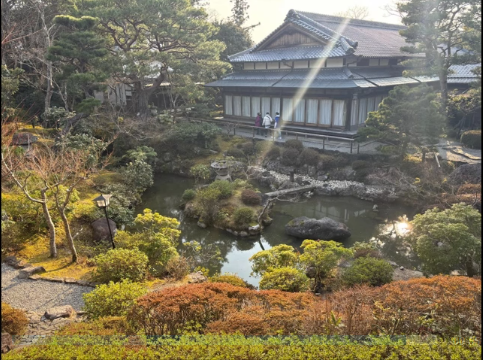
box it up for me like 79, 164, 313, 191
255, 62, 266, 70
388, 58, 398, 66
225, 95, 233, 115
294, 99, 305, 123
233, 96, 241, 116
319, 99, 332, 126
367, 97, 376, 113
357, 58, 369, 66
261, 97, 271, 115
333, 100, 345, 126
242, 96, 251, 117
306, 99, 318, 124
374, 95, 383, 110
251, 97, 260, 117
272, 98, 281, 116
358, 98, 368, 124
282, 98, 293, 122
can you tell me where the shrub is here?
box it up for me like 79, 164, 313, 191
284, 139, 304, 152
351, 241, 381, 259
55, 316, 131, 336
94, 248, 148, 283
165, 256, 191, 280
259, 267, 309, 292
3, 341, 481, 359
281, 148, 300, 167
460, 130, 481, 149
121, 160, 154, 193
241, 141, 256, 156
233, 207, 254, 226
209, 180, 233, 199
182, 189, 196, 201
249, 244, 299, 276
189, 164, 211, 183
371, 275, 481, 338
226, 148, 245, 159
352, 160, 371, 171
342, 257, 393, 287
83, 280, 148, 319
265, 146, 281, 160
195, 187, 221, 225
209, 273, 252, 288
457, 183, 481, 195
319, 154, 344, 170
241, 189, 261, 206
127, 282, 317, 336
1, 302, 29, 335
298, 148, 319, 167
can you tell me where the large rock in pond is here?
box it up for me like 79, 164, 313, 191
285, 216, 351, 241
91, 218, 117, 242
449, 163, 481, 185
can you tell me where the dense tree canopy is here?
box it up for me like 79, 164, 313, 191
357, 84, 445, 158
409, 203, 481, 276
397, 0, 481, 107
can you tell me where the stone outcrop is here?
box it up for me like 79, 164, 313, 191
18, 266, 46, 279
285, 216, 351, 241
1, 333, 14, 353
44, 305, 76, 320
186, 271, 207, 284
91, 218, 117, 242
3, 256, 31, 269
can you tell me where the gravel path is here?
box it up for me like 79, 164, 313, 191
1, 263, 93, 312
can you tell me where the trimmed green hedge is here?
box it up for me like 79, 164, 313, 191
3, 341, 481, 360
460, 130, 481, 149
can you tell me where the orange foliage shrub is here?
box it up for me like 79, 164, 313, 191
127, 277, 481, 338
371, 275, 481, 339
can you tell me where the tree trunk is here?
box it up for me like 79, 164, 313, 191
439, 71, 448, 111
44, 60, 53, 112
59, 207, 77, 263
465, 258, 476, 278
134, 82, 149, 118
41, 190, 57, 258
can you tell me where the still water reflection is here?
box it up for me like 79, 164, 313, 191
139, 175, 418, 286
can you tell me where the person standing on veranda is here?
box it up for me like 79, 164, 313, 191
273, 112, 281, 140
262, 112, 272, 137
254, 112, 262, 135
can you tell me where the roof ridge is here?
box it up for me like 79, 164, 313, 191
292, 10, 358, 48
297, 10, 406, 30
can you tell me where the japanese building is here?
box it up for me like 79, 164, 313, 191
205, 10, 479, 137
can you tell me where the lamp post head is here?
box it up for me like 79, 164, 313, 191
93, 194, 112, 208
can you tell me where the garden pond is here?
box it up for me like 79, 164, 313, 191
139, 174, 419, 286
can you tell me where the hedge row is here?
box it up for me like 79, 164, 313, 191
4, 342, 481, 360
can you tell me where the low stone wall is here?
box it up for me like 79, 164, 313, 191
249, 166, 399, 203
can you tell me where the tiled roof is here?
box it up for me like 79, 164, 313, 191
204, 67, 434, 89
228, 45, 346, 62
299, 11, 414, 58
229, 10, 420, 63
448, 64, 480, 78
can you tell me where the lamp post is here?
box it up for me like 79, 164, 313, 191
93, 194, 115, 249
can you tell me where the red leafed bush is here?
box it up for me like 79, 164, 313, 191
127, 283, 253, 335
370, 275, 481, 338
127, 277, 481, 338
241, 189, 262, 206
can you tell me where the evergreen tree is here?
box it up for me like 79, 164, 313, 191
80, 0, 228, 117
357, 84, 444, 159
230, 0, 250, 26
211, 20, 253, 62
47, 15, 109, 113
397, 0, 481, 109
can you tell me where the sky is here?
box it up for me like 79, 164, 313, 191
204, 0, 402, 44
